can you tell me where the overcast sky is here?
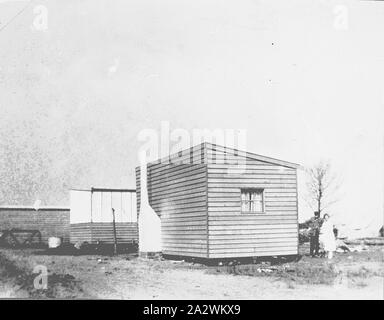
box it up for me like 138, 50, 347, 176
0, 0, 383, 230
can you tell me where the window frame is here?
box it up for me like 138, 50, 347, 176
240, 188, 265, 214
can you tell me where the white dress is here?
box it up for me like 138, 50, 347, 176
319, 219, 336, 252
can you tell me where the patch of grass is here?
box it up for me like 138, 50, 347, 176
283, 263, 340, 285
346, 265, 384, 280
207, 246, 383, 287
209, 262, 340, 286
347, 266, 370, 279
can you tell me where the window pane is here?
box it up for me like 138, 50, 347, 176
249, 201, 254, 212
254, 200, 263, 212
241, 189, 264, 213
254, 191, 262, 201
241, 200, 248, 212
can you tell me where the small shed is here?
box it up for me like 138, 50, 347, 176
136, 142, 300, 259
70, 188, 138, 245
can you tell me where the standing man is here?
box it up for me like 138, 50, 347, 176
308, 211, 323, 257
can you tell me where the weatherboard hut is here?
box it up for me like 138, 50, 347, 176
136, 142, 300, 260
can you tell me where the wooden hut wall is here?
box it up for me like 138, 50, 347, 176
205, 144, 299, 258
136, 144, 209, 258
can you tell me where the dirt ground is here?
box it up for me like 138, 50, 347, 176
0, 245, 383, 300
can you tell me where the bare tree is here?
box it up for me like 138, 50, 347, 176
305, 161, 341, 214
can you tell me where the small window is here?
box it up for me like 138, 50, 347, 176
241, 189, 264, 213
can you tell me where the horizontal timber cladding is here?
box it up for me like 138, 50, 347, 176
136, 144, 209, 258
134, 143, 299, 259
0, 207, 70, 243
69, 223, 92, 243
206, 143, 299, 258
70, 222, 138, 244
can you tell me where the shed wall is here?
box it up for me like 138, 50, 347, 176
206, 145, 299, 258
69, 189, 138, 244
70, 222, 138, 244
136, 144, 209, 258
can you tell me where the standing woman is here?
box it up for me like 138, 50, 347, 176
319, 214, 336, 259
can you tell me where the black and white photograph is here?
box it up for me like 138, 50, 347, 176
0, 0, 383, 306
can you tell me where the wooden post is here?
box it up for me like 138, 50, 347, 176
112, 208, 118, 255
